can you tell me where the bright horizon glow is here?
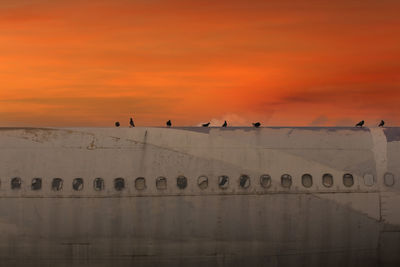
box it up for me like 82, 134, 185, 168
0, 0, 399, 127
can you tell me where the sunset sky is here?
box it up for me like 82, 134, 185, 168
1, 0, 399, 127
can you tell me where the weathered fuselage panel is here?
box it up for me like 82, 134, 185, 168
0, 127, 399, 266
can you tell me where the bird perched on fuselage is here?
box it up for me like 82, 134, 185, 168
252, 122, 261, 128
129, 118, 135, 127
378, 120, 385, 127
166, 120, 172, 127
222, 121, 227, 127
355, 120, 364, 128
202, 122, 210, 127
115, 122, 120, 127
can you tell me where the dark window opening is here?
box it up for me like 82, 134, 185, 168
73, 178, 84, 191
52, 178, 63, 191
31, 178, 42, 190
302, 174, 313, 188
11, 177, 21, 190
343, 173, 354, 187
218, 175, 229, 189
177, 176, 187, 189
384, 173, 395, 187
156, 177, 167, 190
94, 178, 104, 191
239, 175, 250, 189
322, 173, 333, 188
114, 178, 125, 191
281, 174, 292, 188
260, 174, 271, 188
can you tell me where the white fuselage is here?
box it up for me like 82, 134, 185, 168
0, 127, 399, 266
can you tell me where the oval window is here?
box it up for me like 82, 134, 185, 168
218, 175, 229, 189
11, 177, 21, 190
52, 178, 63, 191
384, 173, 395, 187
31, 178, 42, 190
281, 174, 292, 188
363, 174, 374, 186
322, 173, 333, 188
197, 175, 208, 190
239, 175, 250, 189
260, 174, 272, 188
177, 176, 187, 189
73, 178, 84, 191
343, 173, 354, 187
156, 177, 167, 190
302, 174, 313, 188
135, 177, 146, 190
114, 178, 125, 191
94, 178, 104, 191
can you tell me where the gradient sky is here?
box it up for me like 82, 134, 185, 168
1, 0, 399, 127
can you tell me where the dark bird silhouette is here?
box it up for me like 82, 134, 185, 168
166, 120, 172, 127
202, 122, 210, 127
355, 120, 364, 128
378, 120, 385, 127
115, 122, 120, 127
222, 121, 227, 127
129, 118, 135, 127
252, 122, 261, 128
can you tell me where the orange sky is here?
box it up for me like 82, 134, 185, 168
1, 0, 399, 127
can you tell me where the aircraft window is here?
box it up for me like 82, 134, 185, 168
281, 174, 292, 188
322, 173, 333, 187
197, 175, 208, 190
384, 173, 395, 187
73, 178, 84, 191
363, 174, 374, 186
31, 178, 42, 190
135, 177, 146, 190
11, 177, 21, 190
114, 178, 125, 191
239, 175, 250, 189
218, 175, 229, 189
260, 174, 272, 188
302, 174, 313, 188
343, 173, 354, 187
94, 178, 104, 191
156, 177, 167, 190
52, 178, 63, 191
177, 176, 187, 189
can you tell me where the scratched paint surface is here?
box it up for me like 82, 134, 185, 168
0, 127, 398, 266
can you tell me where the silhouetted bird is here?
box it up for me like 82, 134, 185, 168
115, 122, 120, 127
202, 122, 210, 127
253, 122, 261, 128
129, 118, 135, 127
355, 120, 364, 128
166, 120, 172, 127
222, 121, 227, 127
378, 120, 385, 127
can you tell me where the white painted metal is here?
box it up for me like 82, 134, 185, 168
0, 127, 399, 266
